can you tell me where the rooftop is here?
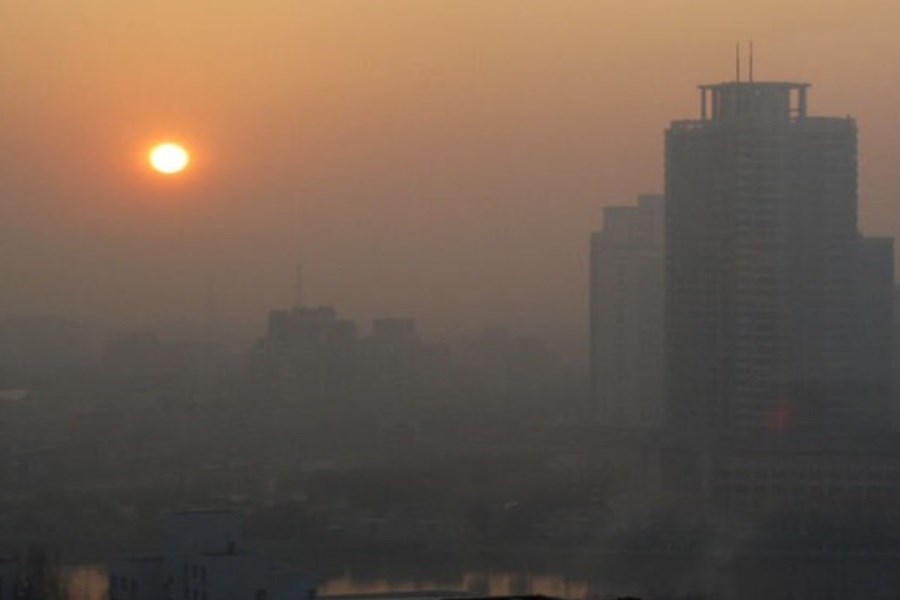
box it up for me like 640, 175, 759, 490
698, 80, 809, 91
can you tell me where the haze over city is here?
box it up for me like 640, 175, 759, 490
2, 0, 899, 349
5, 3, 900, 600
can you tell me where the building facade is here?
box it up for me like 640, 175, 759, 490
589, 194, 665, 428
0, 559, 15, 600
665, 80, 893, 443
109, 511, 315, 600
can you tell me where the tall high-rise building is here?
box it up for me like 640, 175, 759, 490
665, 80, 893, 443
857, 237, 895, 425
590, 194, 664, 428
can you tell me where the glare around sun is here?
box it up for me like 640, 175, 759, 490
149, 142, 190, 175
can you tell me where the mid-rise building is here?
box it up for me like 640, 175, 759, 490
109, 511, 315, 600
0, 559, 16, 600
0, 315, 93, 382
247, 306, 360, 459
256, 306, 359, 394
589, 194, 664, 428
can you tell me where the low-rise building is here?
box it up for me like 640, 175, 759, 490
109, 511, 316, 600
0, 558, 17, 600
109, 556, 164, 600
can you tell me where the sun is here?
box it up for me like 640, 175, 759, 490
148, 142, 190, 175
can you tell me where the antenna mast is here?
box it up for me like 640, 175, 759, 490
749, 40, 754, 82
735, 43, 741, 82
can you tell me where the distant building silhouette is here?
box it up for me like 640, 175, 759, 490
254, 305, 359, 407
0, 558, 15, 600
102, 331, 217, 385
109, 511, 315, 600
665, 80, 894, 443
247, 306, 360, 461
589, 194, 664, 428
362, 318, 425, 421
0, 315, 93, 383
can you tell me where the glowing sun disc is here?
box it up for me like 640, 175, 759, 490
149, 143, 190, 174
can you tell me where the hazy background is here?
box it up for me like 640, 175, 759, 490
1, 0, 898, 352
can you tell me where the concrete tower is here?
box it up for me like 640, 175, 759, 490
590, 194, 665, 428
665, 80, 891, 443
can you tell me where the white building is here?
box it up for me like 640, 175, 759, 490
109, 511, 316, 600
109, 556, 164, 600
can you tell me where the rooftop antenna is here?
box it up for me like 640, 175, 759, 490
735, 43, 741, 83
749, 40, 754, 82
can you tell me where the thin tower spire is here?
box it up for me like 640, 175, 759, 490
735, 43, 741, 82
749, 40, 754, 82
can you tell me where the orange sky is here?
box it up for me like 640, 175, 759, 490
0, 1, 898, 350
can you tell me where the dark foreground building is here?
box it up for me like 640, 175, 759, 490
665, 80, 893, 444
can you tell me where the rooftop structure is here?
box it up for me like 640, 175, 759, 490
665, 78, 892, 442
696, 81, 810, 123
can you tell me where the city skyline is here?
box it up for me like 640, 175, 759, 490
1, 2, 899, 350
2, 36, 900, 598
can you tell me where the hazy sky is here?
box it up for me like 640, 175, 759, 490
1, 1, 899, 349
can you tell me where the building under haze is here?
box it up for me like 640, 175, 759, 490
0, 559, 15, 600
109, 511, 315, 600
0, 315, 93, 383
665, 80, 894, 444
589, 194, 664, 428
246, 306, 361, 462
253, 305, 360, 408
